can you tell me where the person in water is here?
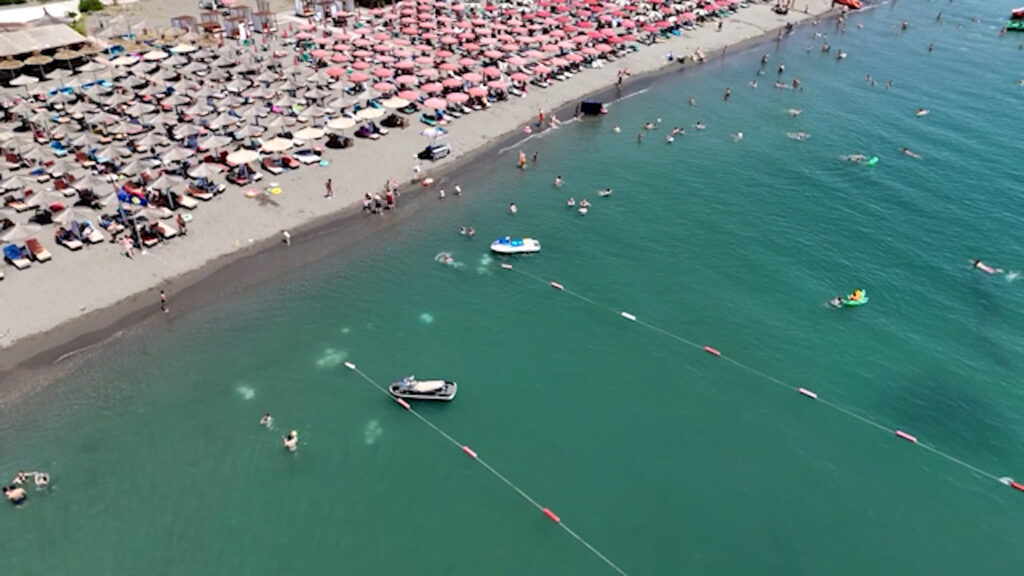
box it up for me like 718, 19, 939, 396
508, 202, 517, 215
554, 176, 563, 188
901, 147, 922, 159
849, 289, 863, 301
466, 227, 475, 238
972, 259, 1003, 274
4, 485, 27, 504
566, 197, 576, 207
34, 473, 49, 488
260, 413, 273, 427
12, 471, 26, 485
283, 430, 298, 452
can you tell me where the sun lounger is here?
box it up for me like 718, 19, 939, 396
81, 222, 105, 243
262, 157, 284, 175
24, 238, 52, 262
139, 229, 161, 247
175, 194, 199, 210
188, 187, 215, 201
56, 235, 83, 250
3, 244, 31, 269
155, 222, 178, 239
4, 197, 34, 212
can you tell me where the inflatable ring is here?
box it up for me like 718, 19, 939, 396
422, 177, 434, 186
318, 159, 329, 167
244, 188, 259, 198
181, 213, 193, 223
269, 187, 283, 195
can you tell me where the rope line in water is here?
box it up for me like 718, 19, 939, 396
343, 362, 631, 576
500, 263, 1024, 493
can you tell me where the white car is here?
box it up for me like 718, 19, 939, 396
292, 149, 321, 165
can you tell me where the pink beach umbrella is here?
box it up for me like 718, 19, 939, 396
373, 82, 397, 93
482, 66, 501, 78
487, 79, 507, 89
532, 64, 552, 75
458, 57, 477, 67
352, 60, 371, 70
462, 72, 483, 83
419, 68, 440, 79
509, 72, 529, 82
331, 53, 349, 63
446, 92, 469, 103
420, 82, 443, 93
396, 74, 419, 86
483, 49, 504, 59
441, 77, 463, 88
324, 66, 346, 78
467, 86, 488, 97
372, 68, 394, 78
394, 60, 416, 70
398, 89, 420, 100
424, 97, 447, 109
438, 62, 459, 71
349, 72, 370, 82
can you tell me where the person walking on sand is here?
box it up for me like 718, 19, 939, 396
324, 178, 333, 198
160, 290, 168, 314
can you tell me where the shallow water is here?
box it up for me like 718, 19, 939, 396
3, 3, 1024, 574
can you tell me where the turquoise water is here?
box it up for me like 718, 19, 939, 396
3, 3, 1024, 574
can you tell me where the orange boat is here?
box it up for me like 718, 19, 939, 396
835, 0, 862, 9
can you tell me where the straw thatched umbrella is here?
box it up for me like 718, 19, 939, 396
187, 163, 222, 179
23, 53, 53, 77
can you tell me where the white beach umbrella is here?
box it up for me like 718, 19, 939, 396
261, 137, 292, 153
226, 149, 259, 164
293, 126, 325, 140
356, 107, 384, 120
170, 43, 197, 54
381, 97, 410, 109
9, 74, 39, 87
327, 117, 355, 130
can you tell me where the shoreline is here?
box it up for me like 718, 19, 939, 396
0, 1, 837, 383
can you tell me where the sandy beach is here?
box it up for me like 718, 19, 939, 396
0, 0, 836, 373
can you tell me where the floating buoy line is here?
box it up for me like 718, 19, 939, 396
497, 262, 1023, 494
343, 361, 631, 576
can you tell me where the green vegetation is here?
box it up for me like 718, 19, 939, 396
78, 0, 103, 14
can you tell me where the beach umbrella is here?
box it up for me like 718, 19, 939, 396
226, 149, 259, 164
446, 92, 469, 103
134, 132, 169, 150
162, 147, 196, 164
187, 163, 222, 179
54, 205, 97, 225
234, 124, 265, 138
382, 97, 410, 109
423, 97, 447, 110
207, 114, 239, 130
143, 50, 170, 61
0, 223, 42, 243
261, 137, 292, 153
356, 107, 385, 120
9, 74, 39, 89
198, 135, 233, 150
170, 43, 198, 54
327, 117, 355, 130
293, 126, 325, 140
72, 173, 115, 192
118, 159, 146, 176
149, 173, 185, 190
172, 125, 201, 140
1, 173, 37, 191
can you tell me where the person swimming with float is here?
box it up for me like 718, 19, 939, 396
566, 197, 576, 207
972, 259, 1003, 274
849, 289, 864, 301
34, 473, 49, 488
4, 485, 27, 505
259, 413, 273, 427
283, 430, 298, 452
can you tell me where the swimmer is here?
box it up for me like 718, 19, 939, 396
566, 197, 576, 207
915, 108, 930, 117
466, 227, 475, 238
259, 413, 273, 427
613, 125, 621, 133
748, 80, 758, 88
4, 485, 26, 505
554, 175, 563, 188
517, 150, 526, 170
722, 87, 731, 101
579, 199, 591, 208
836, 50, 847, 60
459, 226, 467, 236
438, 252, 454, 265
971, 259, 1004, 275
787, 108, 803, 117
787, 132, 810, 141
693, 122, 706, 131
33, 473, 49, 488
774, 81, 787, 89
454, 184, 462, 196
927, 43, 934, 53
777, 63, 785, 76
731, 131, 744, 142
666, 134, 674, 144
508, 202, 517, 215
637, 132, 643, 143
841, 154, 867, 164
900, 147, 922, 159
687, 97, 696, 106
283, 430, 298, 452
829, 296, 843, 308
438, 188, 445, 199
598, 188, 612, 197
644, 121, 657, 130
12, 471, 25, 485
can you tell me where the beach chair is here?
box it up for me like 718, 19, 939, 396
139, 227, 161, 247
420, 114, 437, 127
155, 222, 178, 240
262, 157, 284, 175
3, 244, 31, 269
24, 238, 52, 262
4, 194, 35, 213
80, 222, 105, 244
175, 194, 199, 210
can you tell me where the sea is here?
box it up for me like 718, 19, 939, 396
3, 2, 1023, 574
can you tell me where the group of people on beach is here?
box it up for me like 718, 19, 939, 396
4, 470, 50, 506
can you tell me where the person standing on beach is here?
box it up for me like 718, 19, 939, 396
282, 230, 291, 246
537, 108, 544, 127
324, 178, 333, 199
160, 290, 168, 314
